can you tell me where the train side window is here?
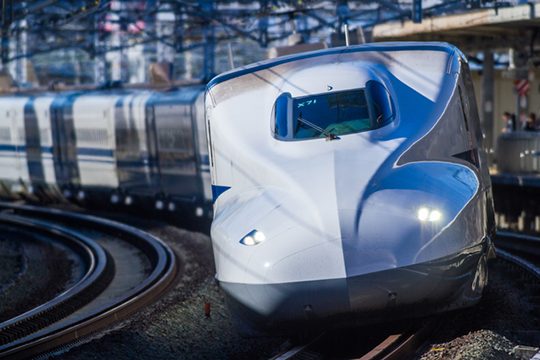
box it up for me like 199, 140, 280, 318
273, 93, 291, 140
0, 127, 10, 142
367, 81, 394, 127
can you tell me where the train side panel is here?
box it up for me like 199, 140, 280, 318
0, 97, 30, 196
72, 95, 120, 188
149, 86, 207, 212
0, 85, 212, 218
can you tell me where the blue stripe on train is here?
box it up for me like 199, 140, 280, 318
200, 154, 210, 166
0, 144, 25, 151
77, 148, 114, 157
212, 185, 231, 204
0, 144, 114, 159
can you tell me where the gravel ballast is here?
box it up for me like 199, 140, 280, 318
415, 261, 539, 360
50, 217, 286, 360
0, 228, 75, 324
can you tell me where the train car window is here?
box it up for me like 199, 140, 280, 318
76, 128, 108, 147
40, 129, 49, 144
154, 104, 194, 162
0, 127, 11, 142
368, 81, 394, 126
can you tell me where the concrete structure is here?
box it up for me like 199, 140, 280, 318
372, 3, 540, 161
372, 4, 540, 51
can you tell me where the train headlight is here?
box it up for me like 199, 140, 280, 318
240, 230, 266, 246
418, 207, 442, 222
429, 210, 441, 221
418, 208, 429, 221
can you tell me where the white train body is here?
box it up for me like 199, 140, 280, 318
73, 95, 120, 188
206, 42, 496, 334
0, 86, 212, 217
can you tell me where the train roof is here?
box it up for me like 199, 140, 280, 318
0, 80, 205, 97
206, 41, 466, 93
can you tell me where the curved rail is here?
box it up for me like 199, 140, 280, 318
0, 203, 180, 359
493, 231, 540, 280
0, 214, 114, 346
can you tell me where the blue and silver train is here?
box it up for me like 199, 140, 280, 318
207, 42, 497, 335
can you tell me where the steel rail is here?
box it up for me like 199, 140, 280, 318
273, 231, 540, 360
493, 231, 540, 280
0, 214, 114, 346
272, 317, 440, 360
0, 203, 180, 359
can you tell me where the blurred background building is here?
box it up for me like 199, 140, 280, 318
0, 0, 521, 87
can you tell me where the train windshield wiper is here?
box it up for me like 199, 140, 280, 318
297, 116, 340, 141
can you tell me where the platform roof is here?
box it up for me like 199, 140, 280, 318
372, 4, 540, 51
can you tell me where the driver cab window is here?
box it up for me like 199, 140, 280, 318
272, 82, 394, 141
293, 89, 370, 139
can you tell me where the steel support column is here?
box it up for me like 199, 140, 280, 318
203, 22, 214, 80
10, 20, 27, 85
157, 8, 175, 63
93, 13, 106, 84
259, 0, 268, 47
202, 2, 215, 80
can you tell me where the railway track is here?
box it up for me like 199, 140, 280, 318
271, 315, 441, 360
0, 202, 180, 359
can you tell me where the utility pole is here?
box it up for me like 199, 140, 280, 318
202, 2, 215, 80
93, 11, 106, 84
157, 5, 175, 64
259, 0, 268, 48
1, 0, 13, 69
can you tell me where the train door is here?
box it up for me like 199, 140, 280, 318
50, 94, 81, 196
151, 101, 199, 199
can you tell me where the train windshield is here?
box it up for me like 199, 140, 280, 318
273, 82, 394, 141
293, 90, 370, 139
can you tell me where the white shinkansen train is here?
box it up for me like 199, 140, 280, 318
0, 84, 212, 218
206, 42, 497, 335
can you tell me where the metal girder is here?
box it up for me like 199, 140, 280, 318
0, 0, 530, 79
